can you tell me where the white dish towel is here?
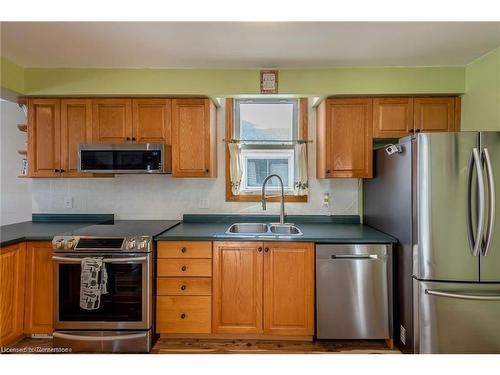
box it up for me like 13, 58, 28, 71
80, 257, 108, 310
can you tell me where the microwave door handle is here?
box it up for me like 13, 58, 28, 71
482, 148, 496, 257
472, 148, 486, 257
52, 256, 148, 263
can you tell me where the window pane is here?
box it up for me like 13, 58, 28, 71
239, 103, 294, 141
246, 159, 289, 187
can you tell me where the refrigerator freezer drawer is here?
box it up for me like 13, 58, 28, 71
415, 280, 500, 353
316, 244, 391, 339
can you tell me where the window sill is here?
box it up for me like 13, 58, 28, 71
225, 193, 308, 203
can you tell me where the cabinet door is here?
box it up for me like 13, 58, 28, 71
132, 99, 171, 144
318, 98, 373, 178
60, 99, 92, 176
91, 99, 132, 143
263, 242, 314, 336
373, 97, 414, 138
171, 99, 216, 177
414, 97, 457, 132
0, 242, 26, 347
24, 242, 53, 335
212, 242, 263, 334
28, 99, 61, 177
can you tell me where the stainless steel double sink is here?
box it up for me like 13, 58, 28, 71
225, 223, 303, 237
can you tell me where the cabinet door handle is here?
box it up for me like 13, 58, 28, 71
180, 313, 186, 319
180, 285, 187, 291
415, 129, 421, 133
181, 265, 187, 272
132, 137, 136, 141
257, 247, 263, 252
126, 137, 131, 141
54, 169, 60, 173
264, 247, 269, 253
205, 169, 209, 173
409, 129, 414, 133
60, 169, 65, 173
326, 170, 331, 174
181, 247, 187, 253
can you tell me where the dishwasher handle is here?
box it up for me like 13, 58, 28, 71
330, 254, 381, 260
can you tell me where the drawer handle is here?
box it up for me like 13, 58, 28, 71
258, 247, 263, 252
181, 265, 187, 272
180, 285, 187, 291
180, 313, 186, 319
264, 247, 269, 253
181, 247, 187, 253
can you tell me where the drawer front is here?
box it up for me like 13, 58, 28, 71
157, 296, 211, 333
158, 259, 212, 277
157, 278, 212, 296
157, 241, 212, 259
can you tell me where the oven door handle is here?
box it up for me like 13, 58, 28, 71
53, 332, 147, 341
52, 256, 148, 263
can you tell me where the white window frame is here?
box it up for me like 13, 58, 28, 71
240, 149, 295, 193
234, 98, 299, 194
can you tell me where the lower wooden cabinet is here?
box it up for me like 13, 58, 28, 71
212, 241, 314, 336
24, 241, 53, 335
0, 242, 26, 347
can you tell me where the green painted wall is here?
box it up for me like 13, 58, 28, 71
21, 66, 465, 97
0, 57, 24, 94
462, 47, 500, 130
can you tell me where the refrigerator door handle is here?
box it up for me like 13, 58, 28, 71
425, 289, 500, 301
471, 148, 486, 257
466, 151, 476, 255
482, 148, 496, 257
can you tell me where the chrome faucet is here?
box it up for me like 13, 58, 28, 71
261, 174, 286, 225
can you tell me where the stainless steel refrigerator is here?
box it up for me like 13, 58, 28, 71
364, 132, 500, 354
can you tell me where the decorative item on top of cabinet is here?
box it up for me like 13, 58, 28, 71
413, 97, 460, 133
0, 242, 26, 347
373, 97, 414, 139
212, 241, 314, 337
24, 241, 54, 335
171, 99, 217, 177
156, 241, 213, 334
91, 99, 133, 143
316, 98, 373, 178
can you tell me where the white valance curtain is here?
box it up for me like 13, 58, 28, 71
294, 142, 309, 196
228, 143, 243, 195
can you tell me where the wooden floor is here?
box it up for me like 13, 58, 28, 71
7, 337, 399, 354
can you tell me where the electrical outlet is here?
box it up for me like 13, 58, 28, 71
64, 196, 73, 209
322, 192, 330, 207
199, 198, 209, 209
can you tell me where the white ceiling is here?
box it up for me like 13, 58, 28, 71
1, 22, 500, 68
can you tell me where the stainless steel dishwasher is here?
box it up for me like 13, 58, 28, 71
316, 244, 392, 339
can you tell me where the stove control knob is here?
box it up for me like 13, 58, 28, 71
138, 240, 148, 250
65, 239, 76, 249
126, 239, 136, 250
54, 239, 65, 249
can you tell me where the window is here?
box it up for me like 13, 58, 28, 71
234, 98, 298, 194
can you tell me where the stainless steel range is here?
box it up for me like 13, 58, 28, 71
52, 234, 153, 353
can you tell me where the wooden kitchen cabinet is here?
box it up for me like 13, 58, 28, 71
263, 242, 314, 336
91, 99, 133, 143
0, 242, 26, 347
28, 99, 61, 177
24, 241, 54, 335
60, 99, 93, 177
413, 97, 460, 133
212, 241, 314, 337
373, 97, 414, 138
171, 98, 217, 177
212, 242, 264, 334
317, 98, 373, 178
132, 99, 171, 144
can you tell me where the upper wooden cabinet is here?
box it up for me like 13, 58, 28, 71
91, 99, 133, 143
132, 99, 171, 144
61, 99, 93, 176
317, 98, 373, 178
171, 99, 217, 177
373, 96, 461, 138
24, 242, 54, 335
212, 241, 314, 337
373, 97, 414, 138
28, 99, 61, 177
414, 97, 460, 133
0, 242, 26, 347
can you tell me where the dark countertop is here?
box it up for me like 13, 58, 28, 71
155, 215, 395, 244
1, 220, 180, 247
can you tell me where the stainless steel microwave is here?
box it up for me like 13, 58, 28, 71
78, 144, 164, 174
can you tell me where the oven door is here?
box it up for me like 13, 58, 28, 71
53, 253, 151, 330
